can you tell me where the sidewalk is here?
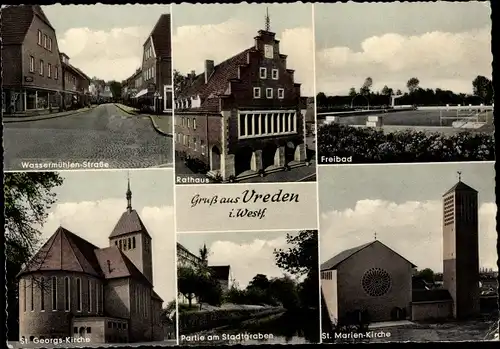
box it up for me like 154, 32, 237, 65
114, 103, 172, 136
3, 106, 96, 123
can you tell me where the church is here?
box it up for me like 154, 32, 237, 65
17, 180, 164, 343
321, 175, 481, 325
174, 11, 310, 182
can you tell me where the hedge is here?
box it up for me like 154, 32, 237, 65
317, 124, 495, 163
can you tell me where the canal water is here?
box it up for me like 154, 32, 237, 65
181, 309, 320, 346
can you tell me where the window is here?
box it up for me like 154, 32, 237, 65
115, 241, 118, 246
272, 69, 279, 80
43, 34, 47, 48
76, 278, 82, 311
187, 118, 191, 128
266, 88, 273, 99
86, 327, 91, 334
48, 37, 52, 51
39, 60, 44, 76
119, 240, 122, 250
259, 67, 267, 79
100, 284, 103, 311
278, 88, 284, 99
38, 30, 42, 45
132, 237, 136, 249
193, 118, 196, 130
23, 279, 27, 312
74, 327, 78, 334
88, 280, 92, 312
40, 277, 45, 311
64, 277, 70, 311
48, 63, 52, 78
201, 141, 205, 155
253, 87, 261, 99
51, 277, 57, 311
238, 111, 297, 139
128, 238, 131, 250
108, 322, 112, 329
29, 56, 35, 73
123, 324, 127, 330
30, 277, 34, 311
193, 137, 197, 151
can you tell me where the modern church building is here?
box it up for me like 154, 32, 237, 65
321, 175, 481, 324
17, 181, 164, 343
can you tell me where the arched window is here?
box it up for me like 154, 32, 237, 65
51, 276, 57, 311
30, 277, 34, 311
119, 240, 122, 250
64, 277, 70, 311
40, 277, 45, 311
76, 278, 82, 311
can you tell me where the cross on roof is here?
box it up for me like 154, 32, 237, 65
457, 171, 462, 182
265, 7, 271, 31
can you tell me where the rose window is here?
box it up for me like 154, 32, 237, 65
361, 268, 392, 297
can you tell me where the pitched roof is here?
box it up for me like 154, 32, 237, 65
152, 289, 163, 302
1, 5, 36, 45
209, 265, 230, 281
443, 181, 478, 196
412, 289, 453, 303
176, 48, 253, 111
321, 240, 416, 271
109, 209, 151, 239
17, 226, 102, 278
94, 247, 152, 286
150, 14, 171, 58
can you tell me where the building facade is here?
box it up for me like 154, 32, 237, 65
1, 5, 63, 114
174, 24, 308, 181
60, 52, 91, 108
130, 14, 173, 113
17, 181, 164, 343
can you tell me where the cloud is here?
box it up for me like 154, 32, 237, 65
57, 26, 150, 81
316, 27, 492, 95
41, 199, 176, 304
320, 199, 497, 272
173, 19, 315, 96
207, 235, 293, 289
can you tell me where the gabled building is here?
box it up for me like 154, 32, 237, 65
60, 52, 91, 108
17, 180, 164, 343
1, 5, 63, 114
132, 14, 172, 113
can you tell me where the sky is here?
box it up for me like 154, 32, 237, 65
36, 169, 176, 304
42, 4, 171, 82
178, 230, 312, 289
172, 3, 315, 97
319, 162, 497, 273
315, 2, 492, 95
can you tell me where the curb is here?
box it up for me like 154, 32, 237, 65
3, 106, 96, 123
148, 115, 172, 137
113, 103, 138, 116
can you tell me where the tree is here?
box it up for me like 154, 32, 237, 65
108, 80, 122, 100
199, 244, 209, 265
274, 230, 318, 276
360, 77, 373, 95
316, 92, 328, 107
268, 276, 300, 309
396, 89, 403, 96
173, 70, 188, 96
415, 268, 435, 283
472, 75, 493, 104
381, 85, 393, 96
348, 87, 357, 97
248, 274, 271, 290
4, 172, 64, 340
177, 266, 198, 308
406, 77, 420, 93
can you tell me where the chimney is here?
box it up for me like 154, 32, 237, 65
106, 260, 111, 273
204, 60, 214, 84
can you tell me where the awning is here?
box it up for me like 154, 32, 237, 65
134, 89, 149, 99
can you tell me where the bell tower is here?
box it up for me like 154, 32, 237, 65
442, 172, 480, 319
109, 174, 153, 284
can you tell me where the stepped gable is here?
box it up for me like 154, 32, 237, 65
95, 246, 152, 286
109, 209, 151, 239
17, 226, 102, 278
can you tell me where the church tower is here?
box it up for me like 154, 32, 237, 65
109, 176, 153, 284
442, 172, 480, 319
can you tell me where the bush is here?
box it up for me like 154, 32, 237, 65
318, 124, 495, 163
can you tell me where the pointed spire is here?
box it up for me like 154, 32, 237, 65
457, 171, 462, 182
264, 7, 271, 32
126, 172, 132, 212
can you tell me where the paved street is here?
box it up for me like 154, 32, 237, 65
4, 104, 173, 171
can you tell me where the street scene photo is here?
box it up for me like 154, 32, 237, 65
318, 162, 498, 343
177, 230, 320, 345
314, 2, 494, 164
5, 170, 177, 347
2, 5, 173, 171
172, 3, 316, 185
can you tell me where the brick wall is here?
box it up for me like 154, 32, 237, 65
104, 279, 130, 319
336, 243, 413, 322
2, 45, 23, 86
